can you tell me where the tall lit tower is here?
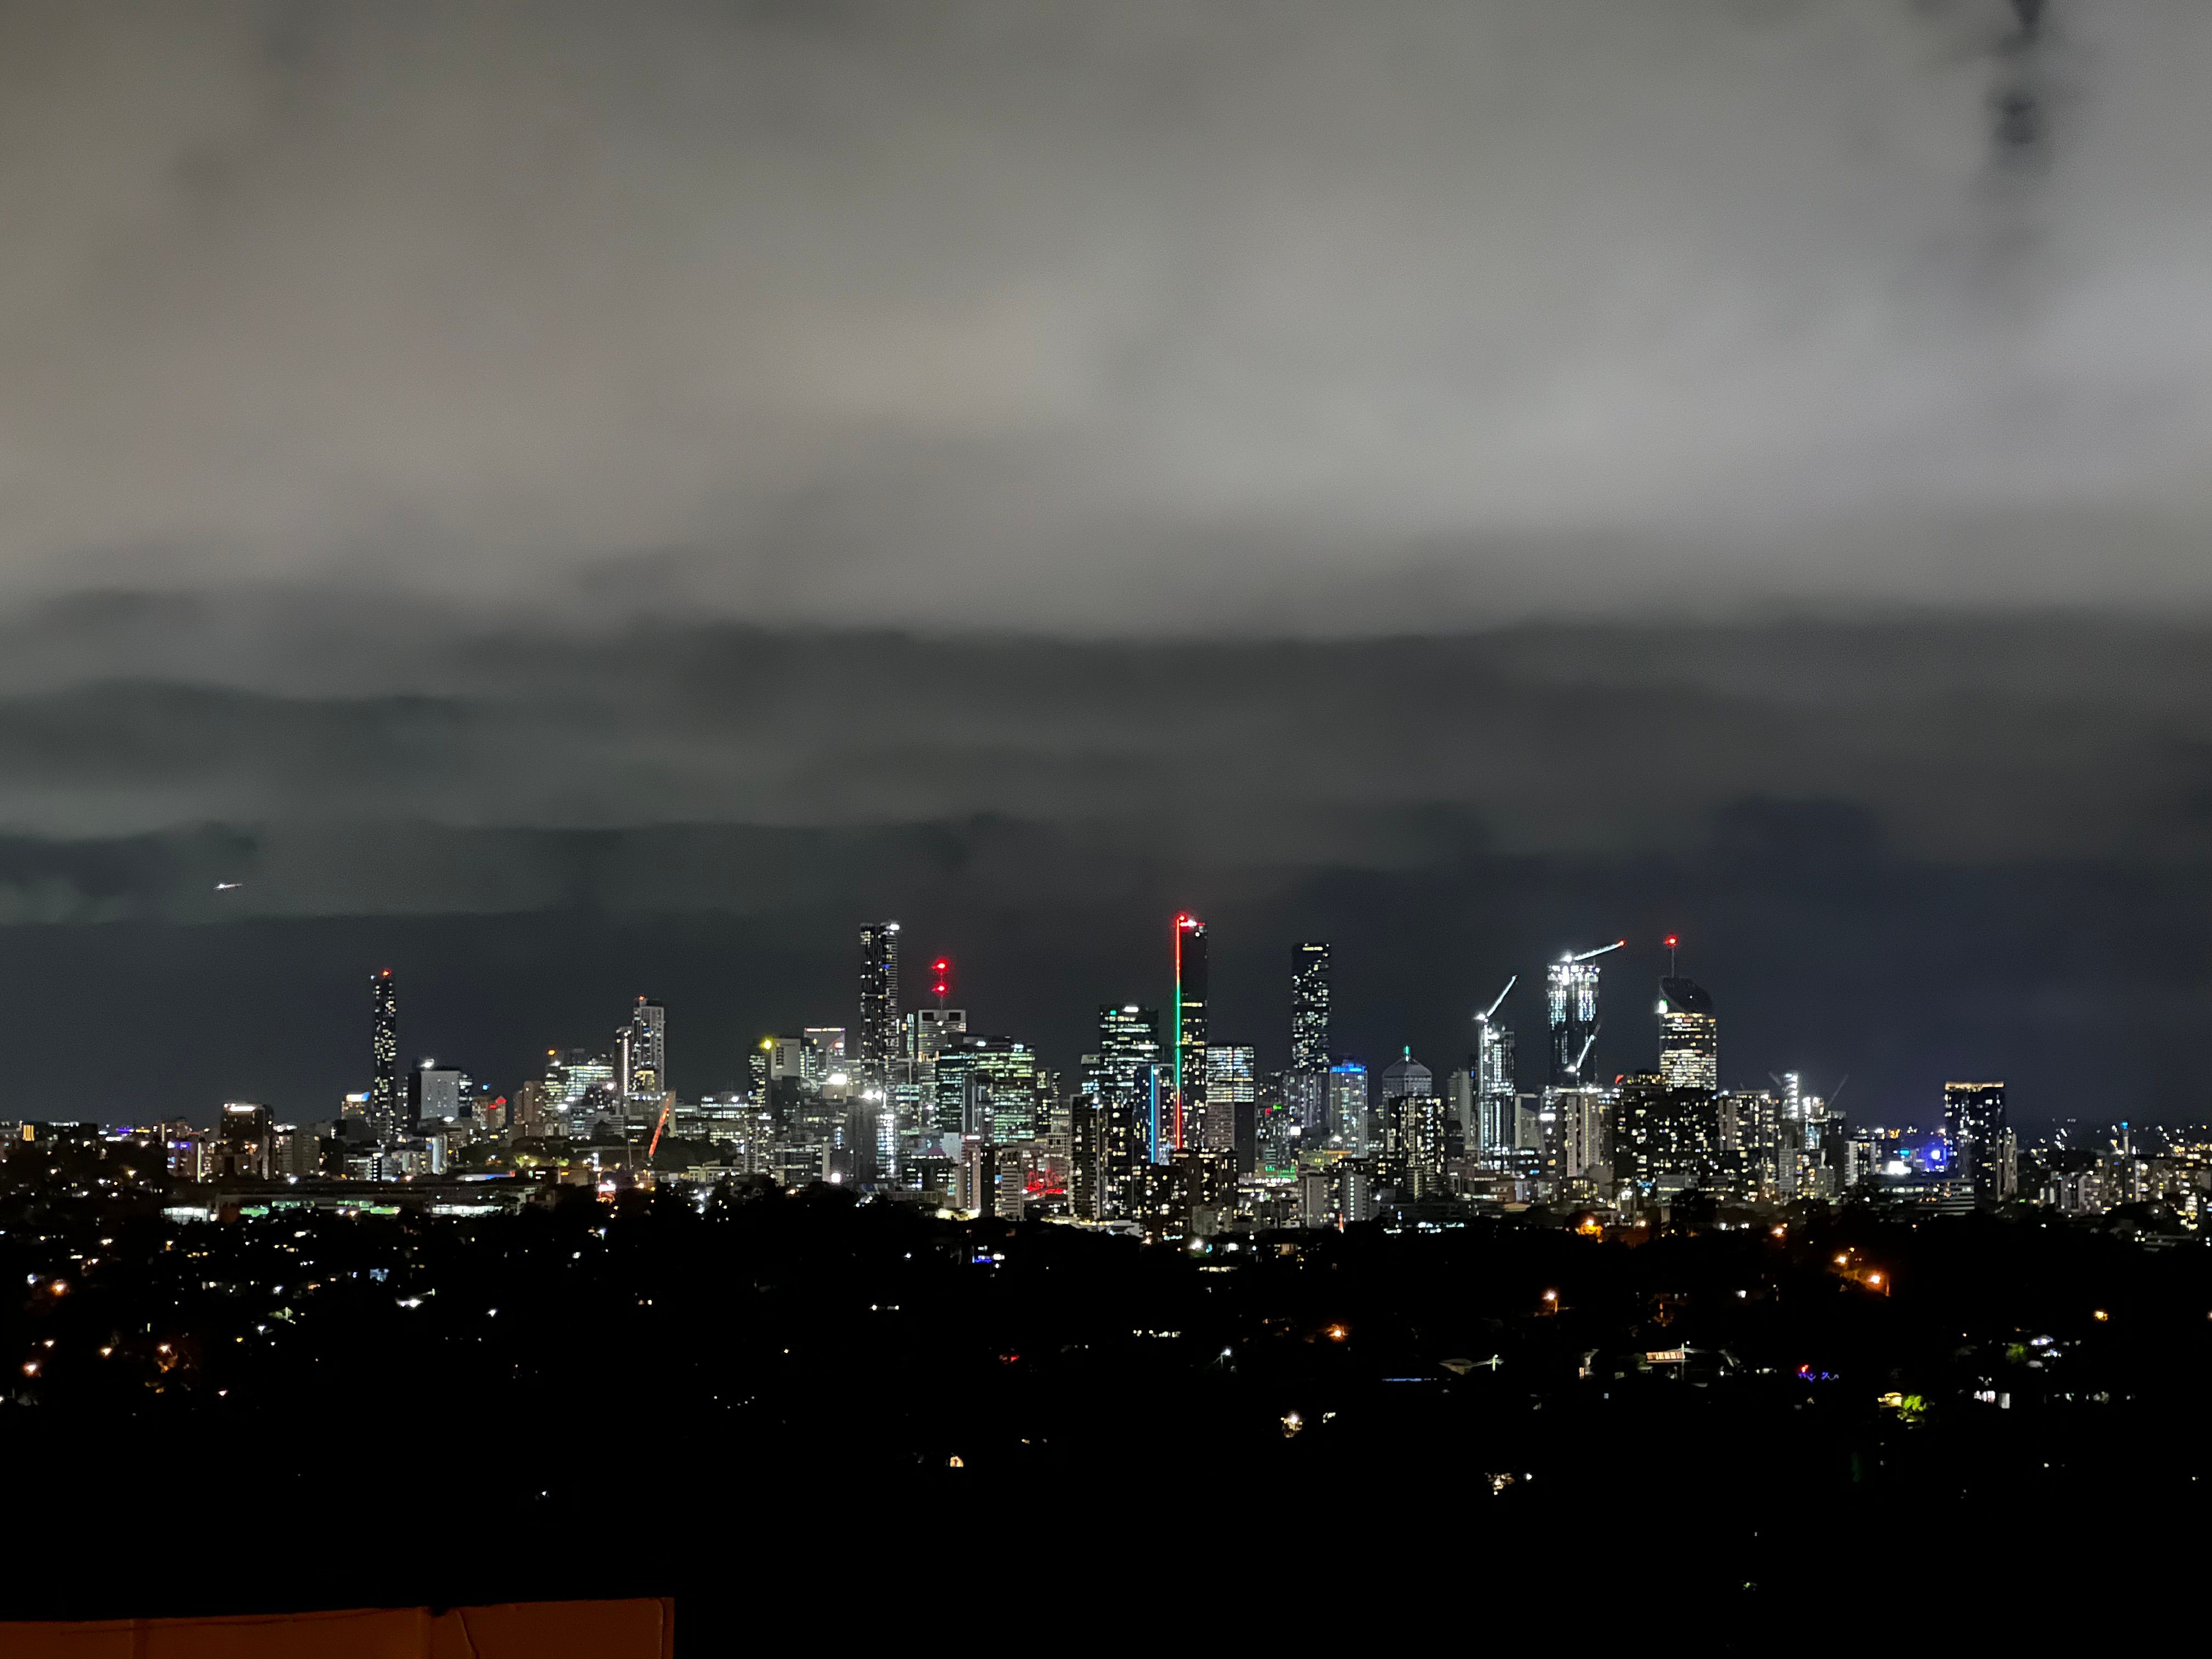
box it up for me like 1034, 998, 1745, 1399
1173, 914, 1208, 1152
627, 997, 667, 1096
1290, 941, 1330, 1071
1475, 977, 1516, 1158
858, 922, 902, 1079
369, 969, 399, 1144
1656, 977, 1718, 1091
1547, 941, 1622, 1086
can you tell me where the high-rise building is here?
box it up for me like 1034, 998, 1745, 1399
1283, 1067, 1328, 1137
1656, 977, 1718, 1092
411, 1064, 467, 1124
628, 998, 667, 1095
934, 1036, 1048, 1143
211, 1102, 272, 1181
1476, 1012, 1516, 1160
1547, 944, 1620, 1085
369, 970, 398, 1146
1379, 1047, 1432, 1106
1204, 1044, 1255, 1165
1093, 1005, 1166, 1163
1327, 1060, 1370, 1156
802, 1028, 847, 1088
1173, 915, 1208, 1153
906, 1007, 966, 1069
857, 922, 902, 1080
1290, 942, 1330, 1071
1944, 1081, 2010, 1201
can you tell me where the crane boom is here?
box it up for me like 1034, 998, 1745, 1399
1479, 975, 1517, 1023
1571, 940, 1627, 963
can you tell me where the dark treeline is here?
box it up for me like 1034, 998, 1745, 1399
2, 1186, 2205, 1637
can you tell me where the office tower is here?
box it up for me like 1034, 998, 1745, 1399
627, 999, 667, 1095
1656, 978, 1718, 1091
1547, 943, 1620, 1085
857, 922, 902, 1080
212, 1102, 272, 1181
933, 1036, 1046, 1143
1447, 1066, 1474, 1155
1283, 1068, 1327, 1137
1290, 942, 1330, 1071
411, 1064, 466, 1124
906, 1007, 967, 1069
1173, 915, 1208, 1153
802, 1028, 847, 1087
1092, 1005, 1165, 1161
369, 969, 399, 1145
1379, 1047, 1432, 1106
1205, 1044, 1256, 1166
1327, 1060, 1370, 1156
1944, 1081, 2010, 1201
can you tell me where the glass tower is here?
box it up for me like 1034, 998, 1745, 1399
627, 998, 667, 1096
1656, 977, 1718, 1092
857, 922, 902, 1080
1173, 915, 1208, 1153
1290, 941, 1330, 1071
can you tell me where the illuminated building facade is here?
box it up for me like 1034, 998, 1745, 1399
1547, 954, 1605, 1085
370, 969, 399, 1146
627, 998, 667, 1096
1173, 915, 1208, 1152
211, 1102, 272, 1181
1327, 1060, 1369, 1155
1656, 977, 1717, 1092
1204, 1043, 1254, 1163
857, 922, 901, 1080
1944, 1081, 2011, 1201
934, 1036, 1047, 1143
1476, 1012, 1516, 1160
1290, 941, 1330, 1071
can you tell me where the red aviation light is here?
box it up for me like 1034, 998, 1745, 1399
1664, 935, 1679, 949
1176, 913, 1200, 929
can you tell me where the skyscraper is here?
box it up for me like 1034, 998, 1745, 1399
1656, 977, 1718, 1092
1327, 1060, 1369, 1156
1547, 943, 1621, 1086
369, 969, 398, 1145
1173, 914, 1208, 1153
628, 998, 667, 1094
857, 922, 902, 1080
1204, 1043, 1255, 1163
1290, 941, 1330, 1071
1476, 1011, 1516, 1160
1944, 1081, 2010, 1201
1379, 1047, 1432, 1105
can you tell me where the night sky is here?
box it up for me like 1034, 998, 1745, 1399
0, 3, 2207, 1127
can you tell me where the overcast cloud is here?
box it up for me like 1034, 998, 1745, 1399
1, 1, 2210, 629
0, 3, 2205, 1122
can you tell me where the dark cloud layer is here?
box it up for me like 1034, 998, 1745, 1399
0, 600, 2199, 1127
0, 3, 2207, 1124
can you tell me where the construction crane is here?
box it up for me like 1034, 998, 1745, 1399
1571, 940, 1627, 963
1477, 975, 1516, 1024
